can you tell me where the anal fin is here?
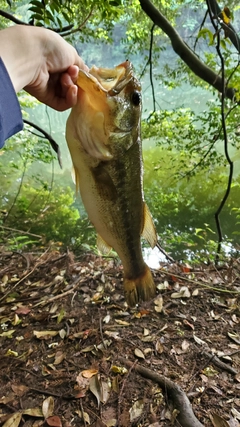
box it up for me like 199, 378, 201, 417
142, 203, 157, 249
97, 234, 112, 255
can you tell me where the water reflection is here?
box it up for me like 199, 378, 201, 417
143, 247, 166, 268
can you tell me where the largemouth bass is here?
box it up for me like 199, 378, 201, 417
66, 61, 157, 306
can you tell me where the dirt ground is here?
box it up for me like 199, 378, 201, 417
0, 249, 239, 427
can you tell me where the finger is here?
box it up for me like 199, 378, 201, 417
65, 84, 78, 107
72, 50, 89, 72
50, 85, 77, 111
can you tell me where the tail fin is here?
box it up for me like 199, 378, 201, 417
124, 264, 155, 307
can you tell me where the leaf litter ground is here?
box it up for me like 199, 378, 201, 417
0, 250, 239, 427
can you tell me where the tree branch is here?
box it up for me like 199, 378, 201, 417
0, 9, 28, 25
139, 0, 236, 101
23, 119, 62, 168
0, 9, 74, 34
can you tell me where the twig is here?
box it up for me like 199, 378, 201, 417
118, 357, 204, 427
0, 248, 49, 303
79, 398, 87, 427
60, 7, 95, 37
0, 225, 42, 239
33, 277, 84, 307
193, 9, 208, 51
117, 360, 137, 425
99, 312, 107, 350
0, 9, 74, 34
202, 350, 238, 375
23, 119, 62, 168
159, 269, 239, 294
156, 242, 175, 263
4, 155, 28, 222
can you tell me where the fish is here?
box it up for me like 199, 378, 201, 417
66, 60, 157, 306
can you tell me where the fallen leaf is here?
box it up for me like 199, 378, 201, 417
103, 314, 111, 323
23, 407, 43, 417
81, 369, 98, 379
101, 380, 111, 404
154, 295, 163, 313
0, 330, 15, 338
89, 375, 101, 408
193, 334, 207, 346
155, 340, 164, 354
15, 306, 31, 315
134, 348, 145, 359
129, 399, 144, 422
111, 365, 128, 375
114, 319, 130, 326
53, 351, 65, 365
171, 286, 191, 298
157, 280, 169, 290
46, 416, 62, 427
2, 412, 22, 427
231, 408, 240, 420
227, 332, 240, 345
210, 412, 230, 427
33, 330, 58, 339
11, 384, 28, 397
42, 396, 54, 419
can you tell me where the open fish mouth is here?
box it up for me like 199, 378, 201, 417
89, 60, 135, 95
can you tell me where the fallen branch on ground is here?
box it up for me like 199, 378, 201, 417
118, 357, 204, 427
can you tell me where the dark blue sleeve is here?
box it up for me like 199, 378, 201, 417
0, 57, 23, 148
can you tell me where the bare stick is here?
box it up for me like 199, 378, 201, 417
118, 357, 204, 427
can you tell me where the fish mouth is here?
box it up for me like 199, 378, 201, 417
89, 60, 135, 95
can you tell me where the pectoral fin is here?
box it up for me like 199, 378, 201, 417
97, 234, 112, 255
81, 111, 113, 161
142, 203, 157, 249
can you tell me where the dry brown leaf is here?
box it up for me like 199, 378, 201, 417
46, 416, 62, 427
42, 396, 54, 419
154, 295, 163, 312
134, 348, 145, 359
155, 340, 164, 354
210, 412, 230, 427
171, 286, 191, 298
129, 399, 144, 422
53, 351, 65, 365
33, 330, 58, 339
23, 408, 43, 417
111, 365, 127, 375
81, 369, 98, 379
11, 384, 28, 397
89, 375, 101, 407
2, 412, 22, 427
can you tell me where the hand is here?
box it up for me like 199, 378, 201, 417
0, 25, 88, 111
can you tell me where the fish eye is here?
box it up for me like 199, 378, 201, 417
131, 91, 141, 106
